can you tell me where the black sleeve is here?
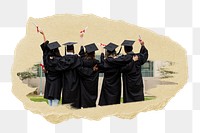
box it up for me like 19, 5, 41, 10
139, 45, 148, 65
46, 56, 61, 72
40, 40, 49, 53
97, 53, 105, 73
121, 61, 136, 73
78, 46, 85, 58
78, 58, 101, 76
96, 61, 104, 73
77, 66, 94, 77
107, 55, 132, 66
100, 53, 104, 65
55, 56, 72, 71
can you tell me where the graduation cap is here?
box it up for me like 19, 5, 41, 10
47, 41, 61, 50
62, 42, 77, 54
104, 42, 118, 53
63, 42, 77, 46
85, 43, 98, 53
121, 40, 135, 47
62, 42, 77, 49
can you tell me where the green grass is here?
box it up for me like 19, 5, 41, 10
28, 95, 63, 104
144, 96, 156, 101
28, 96, 48, 103
28, 95, 156, 104
120, 96, 156, 103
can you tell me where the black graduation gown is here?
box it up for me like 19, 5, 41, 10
40, 41, 62, 100
78, 58, 99, 108
44, 56, 62, 100
40, 41, 50, 98
56, 54, 81, 107
98, 55, 132, 106
121, 45, 148, 103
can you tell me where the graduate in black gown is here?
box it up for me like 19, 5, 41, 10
98, 43, 134, 106
121, 39, 148, 103
39, 30, 62, 106
57, 42, 82, 108
78, 43, 99, 108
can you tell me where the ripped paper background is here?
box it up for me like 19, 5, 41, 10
12, 14, 187, 123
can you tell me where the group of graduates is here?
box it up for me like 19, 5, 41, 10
39, 30, 148, 109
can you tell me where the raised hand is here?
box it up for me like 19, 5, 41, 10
133, 55, 139, 61
38, 29, 46, 42
39, 29, 44, 35
93, 64, 98, 71
140, 40, 144, 46
138, 35, 144, 46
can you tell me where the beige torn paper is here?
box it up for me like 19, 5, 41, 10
12, 14, 187, 124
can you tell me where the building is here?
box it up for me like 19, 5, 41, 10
22, 60, 172, 97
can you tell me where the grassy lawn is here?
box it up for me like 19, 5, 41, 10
144, 96, 156, 101
120, 96, 156, 103
28, 95, 156, 104
28, 95, 63, 104
28, 95, 48, 103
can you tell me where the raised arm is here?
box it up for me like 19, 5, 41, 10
78, 46, 85, 58
38, 27, 49, 53
106, 54, 132, 66
138, 41, 148, 65
39, 30, 46, 43
97, 53, 106, 73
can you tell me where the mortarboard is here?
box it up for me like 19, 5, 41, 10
121, 40, 135, 47
104, 42, 118, 52
62, 42, 77, 46
85, 43, 98, 53
62, 42, 77, 51
47, 41, 61, 50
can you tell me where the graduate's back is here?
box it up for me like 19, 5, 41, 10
99, 56, 131, 106
79, 57, 99, 108
58, 54, 81, 107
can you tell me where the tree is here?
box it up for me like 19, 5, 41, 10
17, 63, 40, 80
158, 61, 177, 79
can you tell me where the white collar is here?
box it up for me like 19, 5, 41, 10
66, 52, 74, 55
